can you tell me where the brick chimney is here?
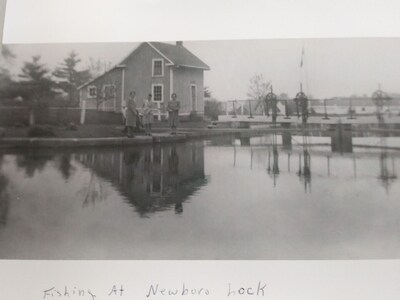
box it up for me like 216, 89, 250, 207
176, 41, 183, 46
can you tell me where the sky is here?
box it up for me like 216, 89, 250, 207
3, 38, 400, 101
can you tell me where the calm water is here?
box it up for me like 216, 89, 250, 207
0, 135, 399, 259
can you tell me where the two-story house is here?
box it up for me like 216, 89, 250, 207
78, 41, 210, 120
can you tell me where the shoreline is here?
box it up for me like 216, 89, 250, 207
1, 127, 400, 149
0, 130, 229, 149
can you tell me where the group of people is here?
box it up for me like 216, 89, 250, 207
124, 91, 180, 138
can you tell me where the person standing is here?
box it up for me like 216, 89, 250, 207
167, 93, 180, 135
125, 91, 137, 138
121, 97, 128, 134
142, 93, 154, 136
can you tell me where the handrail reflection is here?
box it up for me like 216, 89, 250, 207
227, 133, 398, 194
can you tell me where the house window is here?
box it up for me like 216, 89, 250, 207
103, 84, 116, 98
152, 84, 163, 102
88, 86, 97, 98
152, 59, 164, 77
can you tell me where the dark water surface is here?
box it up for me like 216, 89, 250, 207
0, 135, 399, 259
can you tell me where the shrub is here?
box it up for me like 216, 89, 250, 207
66, 122, 78, 131
189, 111, 203, 121
13, 122, 27, 128
28, 125, 55, 137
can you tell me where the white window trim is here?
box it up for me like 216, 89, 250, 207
190, 84, 197, 111
87, 85, 97, 98
152, 83, 164, 102
152, 58, 164, 77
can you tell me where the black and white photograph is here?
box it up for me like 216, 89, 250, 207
1, 38, 400, 260
2, 1, 400, 299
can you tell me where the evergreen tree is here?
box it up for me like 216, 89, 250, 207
20, 55, 50, 82
18, 55, 54, 124
53, 51, 91, 103
1, 45, 16, 62
204, 99, 222, 121
0, 45, 15, 99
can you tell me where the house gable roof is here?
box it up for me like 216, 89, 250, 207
148, 42, 210, 70
78, 42, 210, 90
76, 64, 126, 90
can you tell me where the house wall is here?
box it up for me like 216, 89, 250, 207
173, 67, 204, 115
80, 68, 123, 112
123, 44, 171, 113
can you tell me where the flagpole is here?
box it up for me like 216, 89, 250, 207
300, 45, 304, 90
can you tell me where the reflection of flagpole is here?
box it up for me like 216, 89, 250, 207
250, 147, 253, 169
233, 144, 236, 167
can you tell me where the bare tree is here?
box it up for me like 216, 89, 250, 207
247, 73, 271, 114
247, 73, 271, 101
87, 57, 113, 78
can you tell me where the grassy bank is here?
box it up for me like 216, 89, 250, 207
0, 120, 210, 138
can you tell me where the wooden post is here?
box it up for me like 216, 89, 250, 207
323, 99, 330, 119
232, 100, 237, 118
80, 100, 86, 125
29, 109, 35, 126
248, 99, 254, 118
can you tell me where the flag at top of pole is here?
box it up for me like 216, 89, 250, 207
300, 46, 305, 67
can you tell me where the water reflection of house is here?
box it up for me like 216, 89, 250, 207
75, 142, 207, 216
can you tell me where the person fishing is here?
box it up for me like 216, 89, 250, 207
125, 91, 137, 138
142, 93, 154, 136
167, 92, 180, 135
